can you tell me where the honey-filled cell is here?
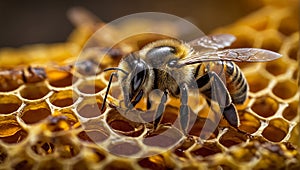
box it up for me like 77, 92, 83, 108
20, 83, 50, 100
245, 72, 270, 93
0, 94, 22, 114
20, 102, 51, 125
47, 67, 78, 88
251, 96, 278, 118
76, 96, 105, 118
49, 90, 78, 108
272, 80, 298, 100
77, 79, 106, 94
262, 118, 289, 142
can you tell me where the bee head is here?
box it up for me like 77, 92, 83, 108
118, 53, 150, 108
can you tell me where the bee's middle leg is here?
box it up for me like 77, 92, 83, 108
179, 83, 190, 135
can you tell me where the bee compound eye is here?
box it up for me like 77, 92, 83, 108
131, 63, 147, 92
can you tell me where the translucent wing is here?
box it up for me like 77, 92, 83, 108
178, 48, 282, 66
188, 34, 236, 50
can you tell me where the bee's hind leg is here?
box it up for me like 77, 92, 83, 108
197, 72, 239, 128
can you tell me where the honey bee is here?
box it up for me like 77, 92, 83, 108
101, 34, 281, 134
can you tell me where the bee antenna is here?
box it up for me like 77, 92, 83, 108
103, 67, 128, 75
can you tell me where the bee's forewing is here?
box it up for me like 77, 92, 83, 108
188, 34, 236, 50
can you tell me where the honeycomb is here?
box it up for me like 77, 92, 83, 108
0, 0, 299, 169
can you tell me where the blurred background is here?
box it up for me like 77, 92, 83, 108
0, 0, 261, 48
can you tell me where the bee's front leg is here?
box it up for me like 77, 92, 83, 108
153, 91, 168, 130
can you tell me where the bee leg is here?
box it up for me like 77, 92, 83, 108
179, 83, 189, 135
197, 72, 239, 127
101, 72, 118, 111
153, 91, 168, 130
146, 95, 152, 110
223, 103, 239, 128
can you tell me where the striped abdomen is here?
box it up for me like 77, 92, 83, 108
194, 61, 248, 104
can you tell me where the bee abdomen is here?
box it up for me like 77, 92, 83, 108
225, 61, 248, 104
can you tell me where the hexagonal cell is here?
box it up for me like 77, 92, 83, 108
53, 109, 80, 129
103, 160, 134, 170
231, 33, 255, 48
31, 140, 55, 156
262, 118, 289, 142
173, 138, 195, 158
77, 79, 106, 94
0, 94, 22, 114
278, 15, 298, 36
37, 159, 64, 170
108, 140, 141, 156
55, 137, 81, 159
287, 43, 298, 61
272, 80, 298, 100
11, 156, 35, 170
260, 32, 282, 52
138, 154, 173, 170
251, 96, 278, 118
292, 68, 298, 81
0, 129, 28, 144
219, 128, 248, 148
238, 111, 261, 134
265, 59, 288, 76
0, 116, 28, 144
188, 116, 219, 140
20, 83, 50, 100
47, 67, 78, 87
245, 72, 270, 93
103, 70, 119, 83
191, 142, 222, 158
49, 90, 78, 107
20, 102, 51, 125
0, 69, 23, 92
77, 129, 109, 143
106, 109, 145, 137
77, 96, 105, 118
282, 101, 298, 121
0, 145, 7, 164
72, 147, 106, 170
143, 127, 182, 148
